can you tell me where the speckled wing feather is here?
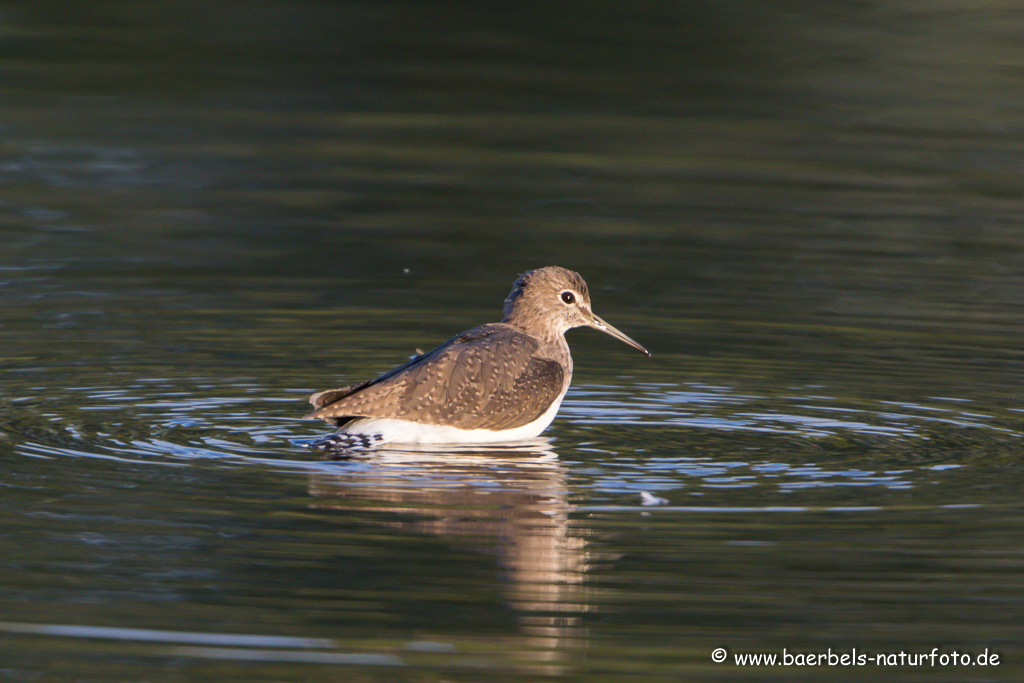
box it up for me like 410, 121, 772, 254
305, 324, 565, 430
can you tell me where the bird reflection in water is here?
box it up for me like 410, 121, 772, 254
307, 438, 588, 674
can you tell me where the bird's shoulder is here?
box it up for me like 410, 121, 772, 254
447, 322, 541, 352
371, 323, 549, 393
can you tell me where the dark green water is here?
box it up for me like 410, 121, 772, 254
3, 2, 1024, 681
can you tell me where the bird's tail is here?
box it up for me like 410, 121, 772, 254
302, 432, 385, 455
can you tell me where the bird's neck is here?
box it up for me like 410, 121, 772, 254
536, 331, 573, 378
503, 307, 565, 342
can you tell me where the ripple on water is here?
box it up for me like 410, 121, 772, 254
5, 378, 1020, 507
558, 382, 1021, 503
566, 383, 1016, 438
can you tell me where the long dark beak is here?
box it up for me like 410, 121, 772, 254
588, 313, 651, 357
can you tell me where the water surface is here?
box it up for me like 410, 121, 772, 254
3, 1, 1024, 681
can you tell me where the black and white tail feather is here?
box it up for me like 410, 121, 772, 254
303, 432, 385, 455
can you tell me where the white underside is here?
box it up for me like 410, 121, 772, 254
341, 393, 566, 445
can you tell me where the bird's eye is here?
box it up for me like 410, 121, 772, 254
560, 291, 576, 305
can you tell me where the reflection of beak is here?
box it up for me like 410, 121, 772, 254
587, 313, 652, 357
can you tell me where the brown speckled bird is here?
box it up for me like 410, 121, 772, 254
303, 266, 650, 452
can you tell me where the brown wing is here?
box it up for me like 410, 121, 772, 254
304, 324, 565, 430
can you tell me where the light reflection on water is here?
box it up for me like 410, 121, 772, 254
568, 383, 1015, 439
307, 445, 586, 674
